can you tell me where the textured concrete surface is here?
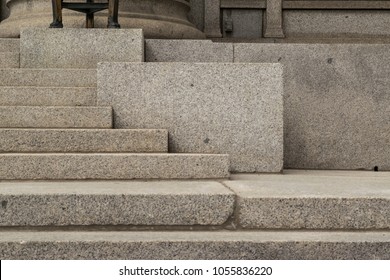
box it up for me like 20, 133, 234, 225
235, 43, 390, 170
0, 181, 234, 226
0, 87, 96, 106
0, 69, 96, 87
145, 40, 233, 62
20, 28, 144, 69
284, 10, 390, 37
0, 39, 19, 52
0, 129, 167, 152
98, 62, 283, 173
0, 153, 229, 179
1, 231, 389, 259
0, 106, 112, 128
225, 174, 390, 229
0, 52, 19, 68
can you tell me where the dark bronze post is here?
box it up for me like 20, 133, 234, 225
50, 0, 63, 28
108, 0, 120, 28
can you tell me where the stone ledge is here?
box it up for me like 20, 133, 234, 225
1, 231, 389, 259
0, 153, 230, 179
225, 174, 390, 229
20, 28, 144, 68
0, 129, 168, 152
0, 181, 234, 226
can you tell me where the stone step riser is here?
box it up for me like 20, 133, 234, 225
0, 39, 20, 52
1, 231, 389, 259
0, 181, 234, 226
0, 154, 230, 179
0, 129, 168, 153
0, 87, 96, 106
0, 53, 19, 68
0, 69, 96, 87
226, 174, 390, 230
0, 106, 112, 128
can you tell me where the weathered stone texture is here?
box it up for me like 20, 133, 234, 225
20, 28, 144, 68
0, 181, 234, 226
235, 43, 390, 170
97, 62, 283, 173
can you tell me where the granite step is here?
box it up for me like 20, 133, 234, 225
0, 129, 167, 153
0, 38, 19, 52
0, 69, 96, 87
0, 181, 234, 226
0, 52, 19, 68
1, 231, 389, 259
0, 153, 230, 179
0, 106, 112, 128
0, 87, 96, 106
226, 173, 390, 230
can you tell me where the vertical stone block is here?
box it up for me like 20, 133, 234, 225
20, 28, 144, 68
98, 62, 283, 173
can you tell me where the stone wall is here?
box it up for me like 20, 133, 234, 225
145, 40, 390, 171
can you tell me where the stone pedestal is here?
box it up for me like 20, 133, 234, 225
0, 0, 205, 38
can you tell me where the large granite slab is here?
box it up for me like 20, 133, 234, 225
97, 62, 283, 173
225, 174, 390, 229
20, 28, 144, 68
1, 231, 390, 259
235, 43, 390, 170
0, 181, 234, 226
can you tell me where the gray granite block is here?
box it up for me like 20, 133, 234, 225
1, 231, 389, 259
145, 40, 233, 62
0, 87, 96, 106
0, 106, 112, 128
225, 174, 390, 229
20, 28, 144, 68
97, 62, 283, 173
0, 181, 234, 226
0, 129, 167, 152
0, 52, 19, 68
234, 43, 390, 170
0, 153, 229, 179
284, 10, 390, 37
0, 69, 96, 87
0, 39, 19, 52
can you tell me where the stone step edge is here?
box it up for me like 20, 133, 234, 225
0, 153, 230, 179
0, 128, 168, 153
0, 181, 234, 227
0, 87, 97, 106
0, 106, 113, 128
1, 231, 389, 259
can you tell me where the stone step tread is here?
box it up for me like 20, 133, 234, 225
0, 106, 112, 128
0, 69, 96, 87
0, 39, 19, 52
0, 181, 234, 226
0, 87, 96, 106
1, 231, 389, 259
0, 128, 168, 152
225, 174, 390, 230
0, 153, 230, 179
0, 52, 19, 68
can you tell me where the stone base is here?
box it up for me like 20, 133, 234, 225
0, 0, 205, 39
20, 28, 144, 68
97, 62, 284, 173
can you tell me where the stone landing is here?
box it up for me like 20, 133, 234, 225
1, 170, 389, 259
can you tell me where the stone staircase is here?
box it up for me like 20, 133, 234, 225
0, 36, 389, 259
0, 38, 229, 180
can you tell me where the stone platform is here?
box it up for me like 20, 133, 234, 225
1, 170, 389, 259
